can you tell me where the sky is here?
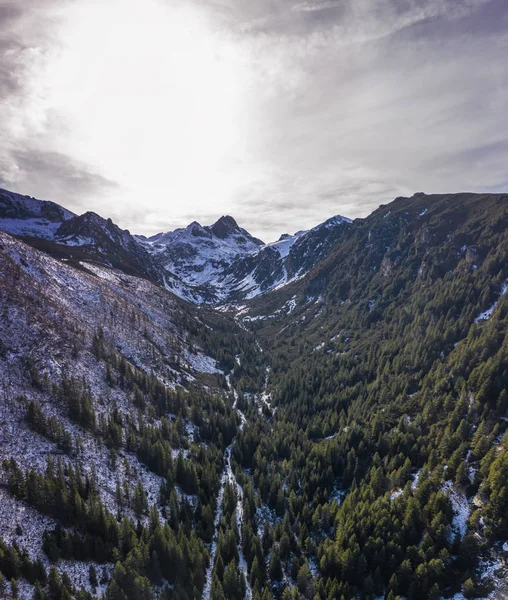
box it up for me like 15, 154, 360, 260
1, 0, 507, 242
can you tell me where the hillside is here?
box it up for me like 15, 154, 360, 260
234, 192, 508, 599
0, 231, 264, 599
0, 189, 352, 305
1, 192, 508, 600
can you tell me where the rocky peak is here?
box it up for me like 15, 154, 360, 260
187, 221, 211, 238
211, 215, 240, 239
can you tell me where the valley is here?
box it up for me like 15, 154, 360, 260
2, 189, 508, 600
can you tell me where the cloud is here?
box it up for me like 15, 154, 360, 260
292, 2, 340, 13
1, 149, 118, 210
0, 0, 118, 209
214, 0, 508, 239
0, 0, 507, 242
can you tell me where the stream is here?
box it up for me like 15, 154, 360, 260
201, 377, 252, 600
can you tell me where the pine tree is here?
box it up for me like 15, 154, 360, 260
89, 564, 98, 590
133, 481, 148, 517
269, 545, 283, 581
10, 578, 18, 599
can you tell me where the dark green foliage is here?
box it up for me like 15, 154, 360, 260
228, 194, 508, 598
24, 398, 75, 456
6, 193, 508, 599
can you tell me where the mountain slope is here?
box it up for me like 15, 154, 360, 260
53, 210, 165, 282
0, 231, 263, 599
216, 215, 352, 304
0, 189, 164, 285
0, 187, 353, 305
0, 188, 75, 239
3, 191, 508, 600
231, 192, 508, 599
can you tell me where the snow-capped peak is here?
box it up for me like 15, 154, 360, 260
54, 211, 135, 249
266, 230, 307, 259
312, 214, 352, 230
146, 215, 264, 250
0, 185, 354, 306
211, 215, 241, 239
0, 187, 75, 239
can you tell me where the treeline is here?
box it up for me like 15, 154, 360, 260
0, 537, 96, 600
2, 456, 209, 599
230, 204, 508, 598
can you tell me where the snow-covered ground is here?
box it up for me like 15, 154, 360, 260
256, 367, 274, 416
329, 486, 348, 505
0, 489, 113, 596
412, 468, 423, 490
0, 489, 56, 561
0, 232, 229, 593
183, 349, 224, 375
442, 481, 470, 539
389, 488, 403, 501
0, 188, 75, 240
475, 280, 508, 322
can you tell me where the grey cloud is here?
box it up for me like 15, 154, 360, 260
0, 148, 119, 212
0, 0, 121, 217
292, 2, 341, 13
2, 0, 508, 241
208, 0, 492, 36
0, 5, 34, 98
212, 0, 508, 238
228, 174, 403, 241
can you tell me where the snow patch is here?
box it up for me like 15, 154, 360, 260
443, 481, 470, 539
389, 489, 403, 501
475, 280, 508, 322
183, 349, 223, 374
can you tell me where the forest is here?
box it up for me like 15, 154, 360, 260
2, 193, 508, 599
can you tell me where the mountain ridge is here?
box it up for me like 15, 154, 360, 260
2, 189, 508, 598
0, 186, 353, 305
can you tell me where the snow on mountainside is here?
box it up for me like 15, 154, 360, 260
0, 194, 165, 284
0, 188, 75, 238
0, 186, 353, 305
0, 229, 218, 399
0, 188, 147, 260
53, 210, 156, 277
0, 231, 236, 593
136, 215, 264, 302
212, 214, 353, 303
266, 231, 306, 259
142, 214, 352, 304
55, 211, 135, 250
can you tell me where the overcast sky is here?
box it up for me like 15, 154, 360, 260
1, 0, 507, 241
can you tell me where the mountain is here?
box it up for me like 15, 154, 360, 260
0, 190, 164, 284
140, 213, 351, 304
233, 191, 508, 597
52, 210, 164, 282
0, 229, 262, 598
0, 187, 75, 238
2, 190, 508, 600
0, 188, 352, 304
241, 192, 508, 324
218, 215, 352, 304
137, 215, 265, 303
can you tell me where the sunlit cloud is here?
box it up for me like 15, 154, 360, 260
0, 0, 507, 241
